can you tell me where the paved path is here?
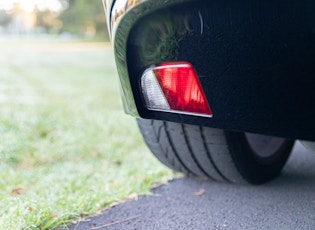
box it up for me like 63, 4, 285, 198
68, 143, 315, 230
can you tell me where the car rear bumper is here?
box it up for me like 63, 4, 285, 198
105, 0, 315, 141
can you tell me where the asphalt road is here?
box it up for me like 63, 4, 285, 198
68, 143, 315, 230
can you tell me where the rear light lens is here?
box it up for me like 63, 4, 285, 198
141, 62, 212, 116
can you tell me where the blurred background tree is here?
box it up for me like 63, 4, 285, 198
0, 9, 11, 28
58, 0, 108, 39
0, 0, 109, 40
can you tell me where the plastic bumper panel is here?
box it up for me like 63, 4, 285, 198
109, 0, 315, 141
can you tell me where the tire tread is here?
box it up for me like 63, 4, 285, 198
137, 119, 293, 184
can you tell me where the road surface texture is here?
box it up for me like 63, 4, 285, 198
68, 143, 315, 230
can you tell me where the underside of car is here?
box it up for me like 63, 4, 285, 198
104, 0, 315, 184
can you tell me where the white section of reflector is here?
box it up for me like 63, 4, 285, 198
141, 69, 170, 110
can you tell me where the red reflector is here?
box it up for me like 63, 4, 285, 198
153, 62, 212, 116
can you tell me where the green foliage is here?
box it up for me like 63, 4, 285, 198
58, 0, 108, 39
0, 0, 108, 39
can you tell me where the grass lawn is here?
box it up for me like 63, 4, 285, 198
0, 37, 174, 229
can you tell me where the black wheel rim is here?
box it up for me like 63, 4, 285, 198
245, 133, 286, 158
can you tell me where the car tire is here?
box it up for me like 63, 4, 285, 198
137, 119, 295, 184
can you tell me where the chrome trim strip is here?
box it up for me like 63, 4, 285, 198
147, 108, 213, 118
